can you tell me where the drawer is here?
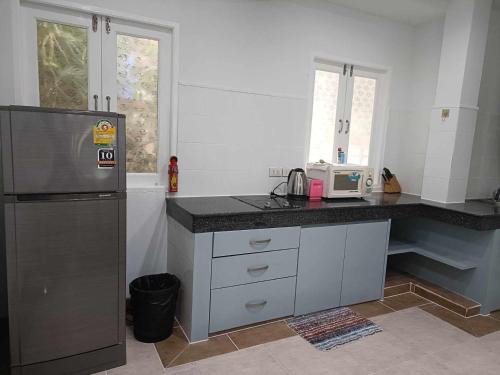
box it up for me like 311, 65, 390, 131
213, 227, 300, 257
209, 277, 296, 333
211, 249, 298, 289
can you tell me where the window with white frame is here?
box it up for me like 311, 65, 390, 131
21, 4, 172, 186
308, 61, 386, 169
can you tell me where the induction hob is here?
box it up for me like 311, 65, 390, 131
232, 195, 306, 210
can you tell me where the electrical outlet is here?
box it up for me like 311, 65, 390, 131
268, 167, 282, 177
282, 168, 291, 177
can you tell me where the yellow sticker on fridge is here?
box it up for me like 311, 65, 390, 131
93, 120, 116, 145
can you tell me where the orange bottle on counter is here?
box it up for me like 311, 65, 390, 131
169, 156, 178, 192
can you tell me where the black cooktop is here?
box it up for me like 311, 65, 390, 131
232, 195, 303, 210
232, 195, 368, 210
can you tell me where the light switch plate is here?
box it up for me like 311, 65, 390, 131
269, 167, 282, 177
282, 168, 291, 177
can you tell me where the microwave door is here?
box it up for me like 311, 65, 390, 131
333, 173, 360, 193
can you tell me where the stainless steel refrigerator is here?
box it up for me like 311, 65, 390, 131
0, 106, 126, 375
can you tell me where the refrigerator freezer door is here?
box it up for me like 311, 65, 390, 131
14, 198, 120, 365
10, 110, 123, 194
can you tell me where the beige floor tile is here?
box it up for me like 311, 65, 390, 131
371, 307, 472, 355
168, 335, 237, 367
165, 363, 201, 374
260, 335, 369, 375
478, 330, 500, 354
349, 301, 394, 318
429, 341, 500, 375
108, 329, 164, 375
155, 327, 189, 367
228, 321, 296, 349
374, 354, 455, 375
421, 304, 500, 337
339, 330, 416, 373
381, 292, 429, 311
110, 307, 500, 375
193, 345, 288, 375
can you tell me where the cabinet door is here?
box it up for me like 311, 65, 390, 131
341, 221, 389, 306
295, 225, 347, 316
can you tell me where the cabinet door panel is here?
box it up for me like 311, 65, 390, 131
341, 221, 389, 306
295, 225, 347, 315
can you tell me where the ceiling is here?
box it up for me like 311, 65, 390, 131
324, 0, 450, 26
325, 0, 500, 26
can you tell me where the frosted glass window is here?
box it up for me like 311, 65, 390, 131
117, 35, 159, 173
309, 70, 340, 163
37, 21, 88, 109
347, 77, 376, 166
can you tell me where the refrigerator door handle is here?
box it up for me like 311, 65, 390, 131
15, 192, 126, 202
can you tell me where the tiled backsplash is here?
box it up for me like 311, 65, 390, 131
177, 84, 307, 196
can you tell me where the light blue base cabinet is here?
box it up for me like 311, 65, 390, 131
295, 220, 390, 316
341, 221, 391, 306
295, 225, 346, 315
168, 217, 390, 342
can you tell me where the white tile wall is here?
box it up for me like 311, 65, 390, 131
390, 17, 444, 196
422, 107, 478, 202
177, 84, 307, 196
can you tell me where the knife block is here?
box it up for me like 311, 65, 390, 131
383, 175, 401, 194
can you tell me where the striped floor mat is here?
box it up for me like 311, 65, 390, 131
287, 307, 382, 351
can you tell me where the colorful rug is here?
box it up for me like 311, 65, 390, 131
287, 307, 382, 350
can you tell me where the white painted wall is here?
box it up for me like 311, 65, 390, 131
1, 0, 435, 288
467, 9, 500, 198
87, 0, 414, 197
126, 188, 168, 292
389, 17, 444, 195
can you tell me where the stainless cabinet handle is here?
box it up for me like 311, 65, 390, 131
345, 119, 350, 134
106, 96, 111, 112
247, 265, 269, 273
245, 300, 267, 309
249, 239, 272, 247
338, 119, 344, 133
93, 94, 99, 111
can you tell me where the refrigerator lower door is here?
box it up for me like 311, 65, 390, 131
13, 197, 121, 365
9, 110, 122, 194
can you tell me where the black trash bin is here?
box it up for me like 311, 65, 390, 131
129, 273, 180, 343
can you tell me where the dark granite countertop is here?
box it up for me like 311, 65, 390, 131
166, 193, 500, 233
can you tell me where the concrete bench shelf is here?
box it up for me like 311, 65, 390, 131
388, 239, 477, 271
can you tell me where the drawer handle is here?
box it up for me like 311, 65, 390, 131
247, 265, 269, 273
249, 239, 272, 247
245, 300, 268, 309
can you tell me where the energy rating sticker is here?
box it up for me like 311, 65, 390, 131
93, 119, 116, 146
97, 148, 116, 169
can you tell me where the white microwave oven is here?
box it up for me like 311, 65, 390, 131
306, 162, 374, 199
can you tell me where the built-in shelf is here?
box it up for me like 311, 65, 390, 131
388, 239, 477, 271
